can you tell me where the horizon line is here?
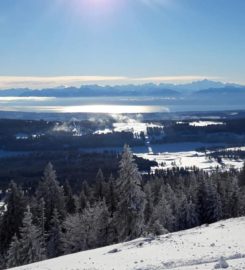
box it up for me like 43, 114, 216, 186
0, 75, 227, 90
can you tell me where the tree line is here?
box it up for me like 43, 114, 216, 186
0, 145, 245, 268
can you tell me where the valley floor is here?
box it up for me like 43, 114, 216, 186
10, 217, 245, 270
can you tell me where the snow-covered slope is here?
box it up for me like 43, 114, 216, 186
10, 217, 245, 270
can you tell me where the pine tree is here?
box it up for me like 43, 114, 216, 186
144, 182, 154, 224
238, 162, 245, 187
6, 234, 22, 268
64, 180, 76, 214
92, 200, 110, 247
151, 188, 174, 232
114, 145, 146, 241
185, 199, 199, 228
198, 178, 222, 224
0, 181, 26, 253
78, 190, 87, 212
61, 213, 86, 254
107, 174, 117, 217
94, 169, 106, 200
18, 206, 46, 265
47, 209, 63, 258
36, 163, 65, 230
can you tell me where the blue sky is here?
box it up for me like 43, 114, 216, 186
0, 0, 244, 88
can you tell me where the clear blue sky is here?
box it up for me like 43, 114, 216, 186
0, 0, 245, 87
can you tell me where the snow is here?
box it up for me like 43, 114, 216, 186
10, 217, 245, 270
94, 122, 163, 136
189, 121, 225, 127
93, 128, 112, 134
113, 122, 162, 135
136, 150, 244, 172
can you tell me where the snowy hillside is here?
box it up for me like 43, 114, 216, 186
10, 217, 245, 270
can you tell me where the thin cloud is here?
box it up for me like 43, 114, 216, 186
0, 75, 221, 89
0, 76, 127, 89
132, 76, 220, 84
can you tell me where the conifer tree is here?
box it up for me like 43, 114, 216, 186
47, 209, 63, 258
0, 181, 26, 253
78, 190, 87, 212
64, 180, 76, 214
114, 145, 146, 241
144, 182, 154, 224
152, 189, 174, 231
18, 206, 46, 265
198, 178, 222, 224
36, 163, 65, 229
6, 234, 22, 268
62, 213, 86, 254
107, 174, 117, 217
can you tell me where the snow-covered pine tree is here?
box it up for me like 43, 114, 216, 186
114, 145, 146, 241
18, 206, 46, 266
94, 169, 108, 201
6, 234, 22, 268
61, 213, 86, 254
177, 192, 199, 230
0, 181, 26, 253
78, 189, 87, 212
36, 162, 65, 229
107, 174, 117, 217
92, 199, 110, 247
64, 180, 76, 214
144, 182, 154, 224
238, 162, 245, 187
151, 188, 173, 232
47, 208, 63, 258
198, 178, 222, 224
185, 199, 199, 228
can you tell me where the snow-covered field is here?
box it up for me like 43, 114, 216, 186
189, 121, 225, 127
94, 122, 163, 135
10, 217, 245, 270
136, 150, 244, 172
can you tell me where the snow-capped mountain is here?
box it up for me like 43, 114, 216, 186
10, 217, 245, 270
0, 80, 244, 98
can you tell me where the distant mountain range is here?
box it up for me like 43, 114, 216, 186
0, 80, 244, 100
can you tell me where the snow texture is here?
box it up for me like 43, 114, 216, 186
9, 217, 245, 270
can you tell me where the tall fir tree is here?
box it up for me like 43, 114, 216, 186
114, 145, 146, 241
0, 181, 26, 253
36, 163, 65, 229
61, 213, 86, 254
6, 234, 22, 268
198, 178, 222, 224
107, 174, 117, 217
47, 208, 63, 258
64, 180, 76, 214
18, 206, 46, 266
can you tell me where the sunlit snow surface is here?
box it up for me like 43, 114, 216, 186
189, 121, 225, 127
10, 217, 245, 270
136, 150, 244, 173
94, 122, 163, 135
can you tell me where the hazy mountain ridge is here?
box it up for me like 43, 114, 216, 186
0, 80, 244, 98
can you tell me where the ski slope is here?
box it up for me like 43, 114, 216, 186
10, 217, 245, 270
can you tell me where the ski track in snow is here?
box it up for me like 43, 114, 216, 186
10, 217, 245, 270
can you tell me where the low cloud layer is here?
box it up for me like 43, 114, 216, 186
0, 75, 219, 89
